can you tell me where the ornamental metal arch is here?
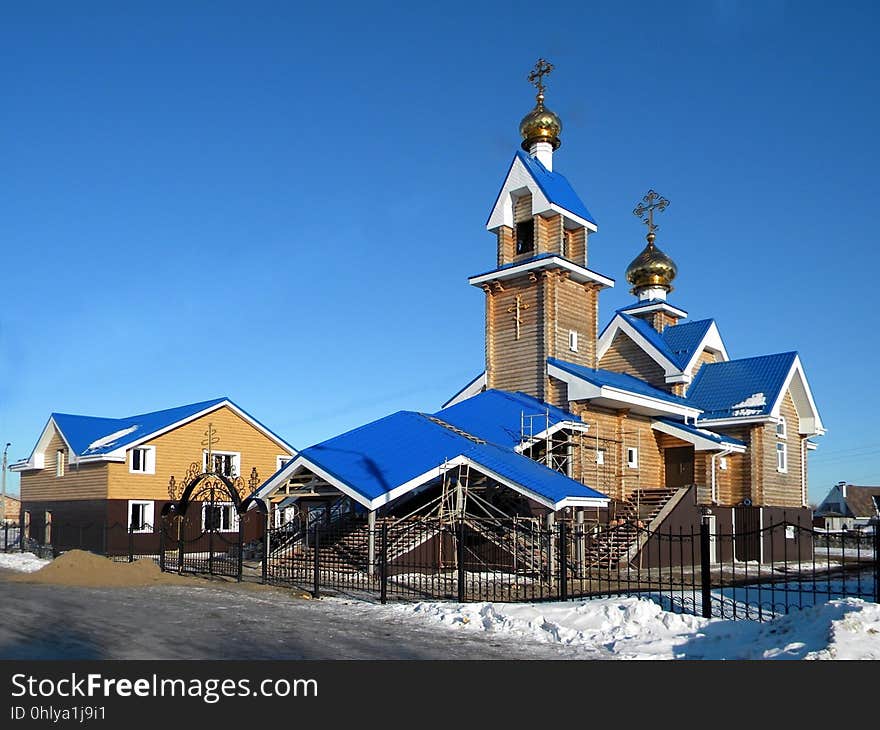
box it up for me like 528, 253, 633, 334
161, 461, 267, 519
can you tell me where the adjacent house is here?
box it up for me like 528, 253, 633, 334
10, 398, 295, 552
815, 483, 880, 531
1, 494, 20, 524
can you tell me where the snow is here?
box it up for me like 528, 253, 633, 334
388, 596, 880, 660
0, 551, 51, 573
732, 392, 766, 410
85, 425, 139, 452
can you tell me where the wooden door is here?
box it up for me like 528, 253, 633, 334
664, 446, 694, 489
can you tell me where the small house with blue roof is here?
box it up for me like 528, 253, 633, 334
12, 397, 295, 553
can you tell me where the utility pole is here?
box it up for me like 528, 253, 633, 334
1, 443, 9, 524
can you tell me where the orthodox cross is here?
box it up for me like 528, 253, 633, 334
633, 190, 669, 236
202, 422, 220, 473
528, 58, 554, 100
507, 295, 530, 340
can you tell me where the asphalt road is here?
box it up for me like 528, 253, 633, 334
0, 574, 601, 660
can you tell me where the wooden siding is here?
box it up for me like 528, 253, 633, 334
568, 404, 665, 501
690, 348, 718, 381
759, 391, 805, 508
19, 429, 109, 502
552, 275, 596, 371
568, 228, 587, 267
106, 405, 292, 502
598, 331, 667, 388
496, 226, 515, 266
536, 214, 563, 256
650, 311, 679, 333
484, 274, 544, 398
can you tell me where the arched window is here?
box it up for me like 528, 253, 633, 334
776, 416, 787, 439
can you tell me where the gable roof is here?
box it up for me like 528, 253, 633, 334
842, 486, 880, 519
514, 151, 597, 226
687, 352, 798, 420
260, 409, 607, 512
435, 389, 584, 450
618, 312, 680, 365
12, 397, 295, 470
651, 417, 746, 451
661, 319, 716, 369
485, 152, 598, 232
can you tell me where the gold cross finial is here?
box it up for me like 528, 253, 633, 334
633, 190, 670, 239
202, 422, 220, 472
528, 58, 554, 103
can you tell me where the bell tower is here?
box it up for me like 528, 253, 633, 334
471, 61, 614, 405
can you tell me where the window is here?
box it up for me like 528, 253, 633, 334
596, 449, 605, 466
515, 219, 534, 255
203, 502, 237, 532
569, 330, 579, 352
626, 447, 639, 469
776, 442, 787, 473
776, 416, 787, 439
55, 449, 65, 477
277, 455, 291, 472
204, 451, 240, 478
127, 501, 154, 533
719, 457, 728, 471
130, 446, 156, 474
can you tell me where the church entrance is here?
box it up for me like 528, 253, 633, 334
664, 446, 694, 490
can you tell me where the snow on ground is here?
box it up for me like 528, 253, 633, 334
388, 596, 880, 660
0, 552, 50, 573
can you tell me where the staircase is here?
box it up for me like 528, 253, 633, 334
584, 487, 685, 569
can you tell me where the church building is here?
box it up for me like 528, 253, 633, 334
256, 61, 825, 564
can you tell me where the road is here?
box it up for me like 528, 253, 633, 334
0, 574, 602, 660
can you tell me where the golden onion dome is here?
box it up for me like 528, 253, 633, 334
520, 93, 562, 151
625, 232, 678, 294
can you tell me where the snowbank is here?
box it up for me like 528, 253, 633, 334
0, 552, 50, 573
391, 596, 880, 660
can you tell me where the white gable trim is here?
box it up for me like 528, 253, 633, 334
486, 155, 598, 233
255, 452, 607, 513
442, 372, 487, 408
768, 356, 825, 436
597, 314, 682, 376
516, 420, 591, 454
548, 362, 702, 420
681, 321, 730, 375
9, 417, 75, 472
620, 301, 689, 319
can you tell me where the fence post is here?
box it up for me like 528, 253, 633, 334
380, 522, 388, 605
312, 526, 321, 598
236, 513, 244, 583
159, 520, 166, 573
457, 518, 466, 603
262, 511, 269, 585
700, 509, 712, 619
3, 521, 7, 552
874, 523, 880, 605
559, 521, 568, 601
128, 522, 134, 563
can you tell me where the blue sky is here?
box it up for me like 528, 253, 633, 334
1, 1, 877, 502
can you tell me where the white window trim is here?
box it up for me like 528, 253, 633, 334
201, 501, 239, 533
569, 330, 579, 353
129, 445, 156, 475
626, 447, 639, 469
277, 455, 291, 472
596, 449, 605, 466
127, 500, 154, 533
203, 450, 241, 478
719, 456, 728, 471
776, 442, 788, 473
776, 416, 787, 440
56, 449, 65, 478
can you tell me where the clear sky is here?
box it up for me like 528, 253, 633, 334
2, 1, 878, 502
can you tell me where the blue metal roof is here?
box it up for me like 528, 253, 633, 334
515, 151, 597, 225
49, 397, 293, 456
548, 357, 695, 408
617, 312, 679, 366
617, 299, 666, 312
661, 319, 715, 369
299, 409, 606, 508
687, 352, 798, 420
435, 389, 580, 449
653, 417, 746, 448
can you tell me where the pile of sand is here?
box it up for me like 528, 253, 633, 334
11, 550, 195, 587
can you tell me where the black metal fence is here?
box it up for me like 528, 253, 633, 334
6, 513, 878, 623
264, 515, 879, 621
